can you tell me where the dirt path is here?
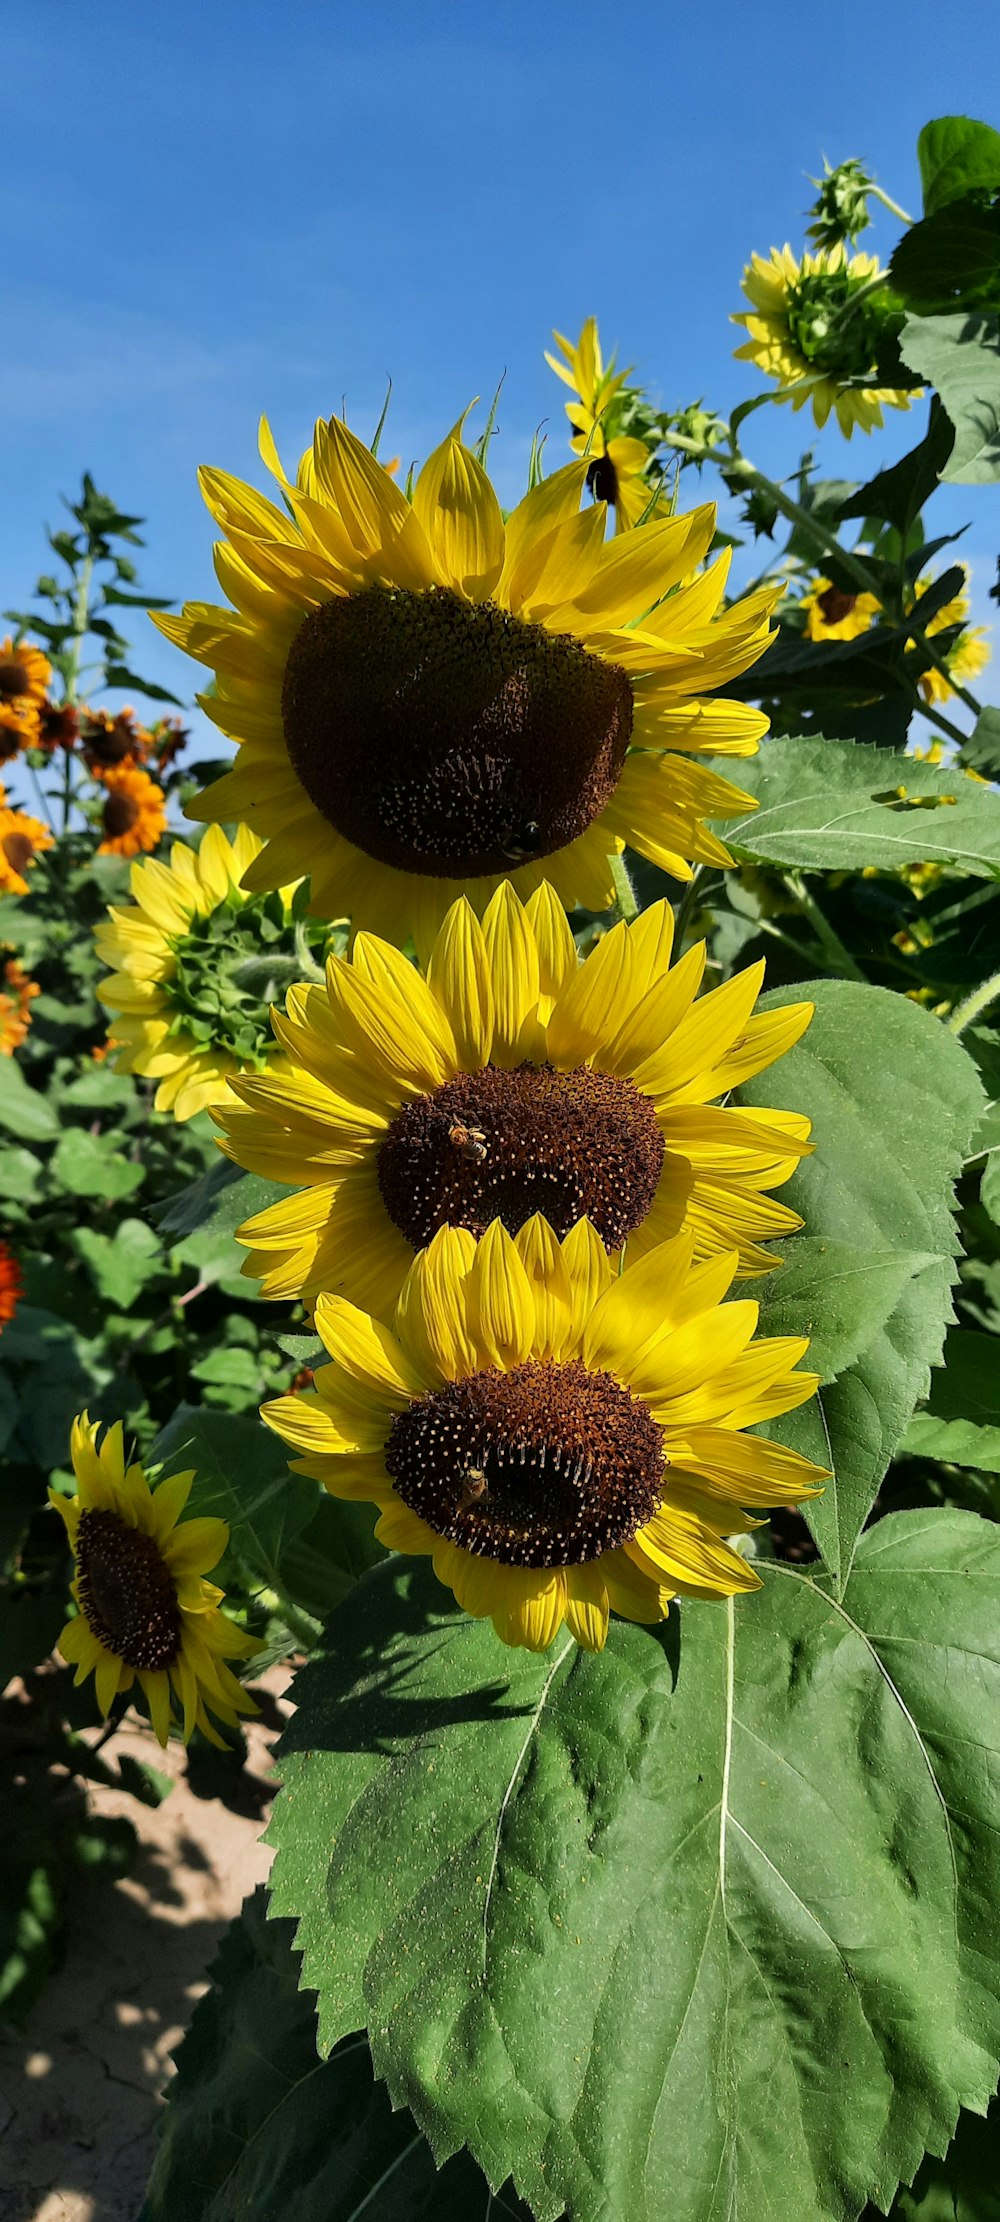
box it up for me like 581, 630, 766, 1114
0, 1669, 293, 2222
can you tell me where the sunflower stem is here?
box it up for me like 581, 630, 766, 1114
782, 872, 868, 982
608, 851, 639, 924
947, 968, 1000, 1037
870, 183, 913, 226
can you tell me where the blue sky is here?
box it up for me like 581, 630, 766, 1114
3, 0, 998, 733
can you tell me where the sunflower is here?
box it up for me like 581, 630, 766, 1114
219, 882, 812, 1315
0, 787, 54, 895
0, 1239, 22, 1330
801, 575, 881, 642
96, 761, 168, 857
159, 411, 775, 952
546, 317, 659, 531
263, 1218, 824, 1652
0, 956, 39, 1056
914, 566, 991, 706
0, 636, 51, 752
733, 245, 914, 436
50, 1414, 260, 1745
96, 823, 305, 1121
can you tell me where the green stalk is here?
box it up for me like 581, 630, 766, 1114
61, 554, 93, 833
947, 967, 1000, 1037
781, 872, 868, 982
609, 851, 639, 924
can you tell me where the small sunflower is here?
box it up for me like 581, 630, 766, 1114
0, 636, 51, 751
219, 882, 812, 1315
0, 1239, 22, 1329
160, 412, 774, 951
96, 823, 306, 1121
733, 245, 914, 436
96, 761, 168, 857
546, 317, 659, 531
50, 1414, 260, 1745
263, 1219, 825, 1653
915, 566, 991, 705
83, 706, 154, 771
801, 575, 881, 642
0, 956, 39, 1056
0, 786, 54, 895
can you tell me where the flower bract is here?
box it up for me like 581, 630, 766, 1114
159, 411, 775, 950
50, 1414, 259, 1745
96, 823, 308, 1120
263, 1219, 826, 1653
733, 245, 914, 436
217, 883, 813, 1314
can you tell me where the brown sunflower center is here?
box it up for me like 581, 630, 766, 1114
377, 1061, 664, 1251
76, 1507, 181, 1670
0, 658, 31, 700
103, 791, 140, 837
817, 585, 858, 625
2, 832, 34, 875
385, 1358, 664, 1567
586, 455, 619, 505
281, 585, 633, 878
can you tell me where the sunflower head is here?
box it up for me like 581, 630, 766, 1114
216, 882, 813, 1316
733, 245, 915, 436
0, 1239, 22, 1329
263, 1218, 826, 1653
0, 955, 39, 1056
96, 760, 168, 857
160, 406, 775, 949
84, 707, 153, 771
545, 318, 661, 529
914, 564, 991, 705
0, 638, 51, 743
96, 823, 315, 1121
50, 1414, 260, 1745
0, 786, 54, 895
801, 575, 881, 642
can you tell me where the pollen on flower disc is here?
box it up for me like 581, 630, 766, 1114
281, 585, 633, 877
76, 1508, 181, 1670
377, 1062, 665, 1250
385, 1358, 665, 1567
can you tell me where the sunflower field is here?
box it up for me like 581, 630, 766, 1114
4, 109, 1000, 2222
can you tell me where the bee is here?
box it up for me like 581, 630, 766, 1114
500, 819, 542, 863
458, 1466, 489, 1509
448, 1122, 488, 1164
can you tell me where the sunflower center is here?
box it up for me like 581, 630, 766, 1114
385, 1358, 664, 1567
586, 455, 619, 505
103, 792, 140, 838
2, 832, 34, 875
281, 585, 633, 878
817, 585, 858, 625
75, 1507, 181, 1671
377, 1061, 664, 1250
0, 659, 30, 700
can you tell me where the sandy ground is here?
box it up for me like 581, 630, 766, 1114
0, 1667, 294, 2222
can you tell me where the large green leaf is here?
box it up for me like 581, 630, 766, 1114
890, 202, 1000, 316
836, 402, 954, 535
918, 116, 1000, 216
904, 1328, 1000, 1472
141, 1886, 532, 2222
889, 2101, 1000, 2219
0, 1057, 60, 1142
709, 735, 1000, 876
268, 1521, 1000, 2222
900, 312, 1000, 483
755, 1239, 936, 1383
739, 981, 984, 1584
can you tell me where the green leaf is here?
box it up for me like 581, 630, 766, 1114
904, 1327, 1000, 1471
102, 662, 183, 706
963, 706, 1000, 778
71, 1219, 164, 1309
150, 1405, 380, 1619
890, 2101, 1000, 2219
900, 312, 1000, 482
141, 1887, 531, 2222
982, 1149, 1000, 1226
268, 1518, 1000, 2222
890, 201, 1000, 315
50, 1128, 145, 1201
918, 116, 1000, 217
756, 1239, 936, 1381
0, 1058, 60, 1142
837, 401, 955, 535
115, 1754, 174, 1808
738, 980, 984, 1583
709, 735, 1000, 877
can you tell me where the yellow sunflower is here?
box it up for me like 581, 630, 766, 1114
733, 245, 914, 436
0, 956, 39, 1056
96, 823, 303, 1121
0, 636, 51, 751
158, 411, 775, 952
546, 317, 659, 530
219, 882, 812, 1315
915, 565, 991, 705
263, 1218, 825, 1653
801, 575, 881, 642
50, 1414, 260, 1745
0, 786, 54, 895
96, 760, 168, 857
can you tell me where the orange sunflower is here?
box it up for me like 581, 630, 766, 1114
0, 638, 51, 756
0, 787, 54, 894
96, 763, 168, 857
0, 1241, 22, 1330
0, 957, 39, 1055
